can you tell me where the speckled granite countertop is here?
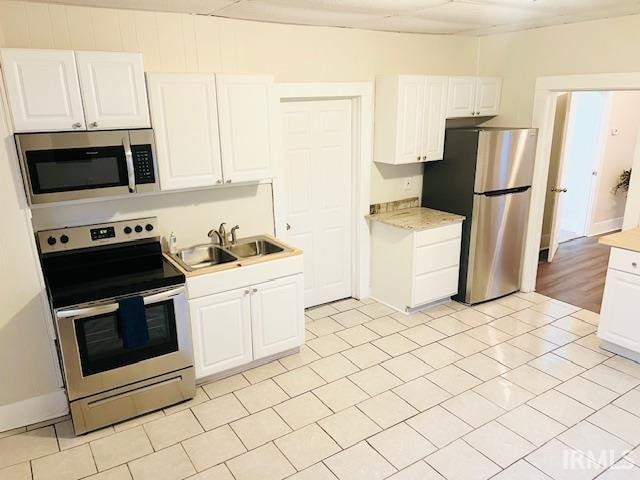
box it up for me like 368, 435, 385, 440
599, 228, 640, 253
366, 207, 465, 231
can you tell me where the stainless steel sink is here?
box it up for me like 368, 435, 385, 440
170, 244, 238, 271
228, 237, 287, 259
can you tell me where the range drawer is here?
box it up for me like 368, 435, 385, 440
609, 248, 640, 276
415, 238, 461, 275
414, 222, 462, 248
412, 265, 459, 307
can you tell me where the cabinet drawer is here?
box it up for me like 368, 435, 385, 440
414, 222, 461, 247
413, 265, 459, 307
415, 238, 461, 275
609, 248, 640, 276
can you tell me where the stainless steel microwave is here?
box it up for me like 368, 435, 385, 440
15, 129, 159, 205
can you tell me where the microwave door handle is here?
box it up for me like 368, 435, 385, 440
123, 135, 136, 193
56, 287, 185, 320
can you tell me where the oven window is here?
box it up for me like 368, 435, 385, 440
75, 300, 179, 377
26, 146, 128, 194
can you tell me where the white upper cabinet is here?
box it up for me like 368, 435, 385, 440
0, 48, 86, 132
374, 75, 449, 165
147, 73, 223, 190
216, 75, 276, 183
447, 76, 502, 118
475, 77, 502, 117
250, 274, 304, 360
76, 51, 150, 130
446, 76, 477, 118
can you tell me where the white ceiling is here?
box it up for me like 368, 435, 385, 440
30, 0, 640, 35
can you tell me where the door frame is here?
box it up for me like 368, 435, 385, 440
273, 82, 373, 302
523, 73, 640, 292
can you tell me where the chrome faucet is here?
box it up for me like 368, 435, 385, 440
231, 225, 240, 245
207, 222, 227, 246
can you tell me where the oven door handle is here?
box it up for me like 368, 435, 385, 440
123, 135, 136, 193
56, 287, 185, 320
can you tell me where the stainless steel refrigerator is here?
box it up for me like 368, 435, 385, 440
422, 127, 538, 304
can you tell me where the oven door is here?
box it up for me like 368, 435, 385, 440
16, 130, 138, 204
55, 286, 193, 401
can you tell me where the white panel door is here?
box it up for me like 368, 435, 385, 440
189, 288, 253, 379
147, 73, 223, 190
447, 76, 476, 118
0, 48, 85, 132
251, 274, 304, 360
281, 99, 353, 307
216, 75, 276, 183
76, 51, 150, 130
475, 77, 502, 116
421, 76, 449, 162
599, 269, 640, 352
395, 76, 425, 164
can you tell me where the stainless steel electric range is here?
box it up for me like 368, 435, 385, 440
37, 217, 195, 434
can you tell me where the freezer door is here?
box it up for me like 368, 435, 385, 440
466, 189, 531, 304
474, 129, 537, 193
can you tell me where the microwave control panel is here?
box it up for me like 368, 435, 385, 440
132, 144, 156, 184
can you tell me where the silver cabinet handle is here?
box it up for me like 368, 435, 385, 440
244, 289, 250, 295
252, 288, 257, 293
226, 179, 232, 184
286, 223, 291, 231
216, 179, 222, 185
416, 156, 420, 161
633, 262, 638, 268
89, 121, 98, 128
72, 122, 82, 129
422, 155, 427, 161
122, 135, 136, 193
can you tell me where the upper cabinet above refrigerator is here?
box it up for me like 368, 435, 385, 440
374, 75, 449, 165
0, 48, 150, 133
447, 76, 502, 118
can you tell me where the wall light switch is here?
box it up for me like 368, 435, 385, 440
403, 177, 413, 190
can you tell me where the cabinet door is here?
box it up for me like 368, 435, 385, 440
216, 75, 276, 183
598, 269, 640, 353
475, 77, 502, 116
76, 51, 150, 130
0, 48, 85, 132
250, 274, 304, 360
147, 73, 223, 190
189, 288, 253, 379
395, 76, 425, 164
446, 76, 476, 118
420, 76, 448, 162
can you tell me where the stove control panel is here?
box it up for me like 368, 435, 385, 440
37, 217, 158, 254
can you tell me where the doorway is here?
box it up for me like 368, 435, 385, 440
536, 89, 640, 311
280, 99, 354, 308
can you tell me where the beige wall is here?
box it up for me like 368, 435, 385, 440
0, 0, 479, 206
478, 14, 640, 127
592, 90, 640, 229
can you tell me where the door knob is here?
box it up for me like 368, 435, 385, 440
551, 187, 568, 193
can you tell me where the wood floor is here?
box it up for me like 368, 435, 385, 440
537, 234, 612, 313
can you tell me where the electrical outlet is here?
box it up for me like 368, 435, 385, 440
403, 177, 413, 190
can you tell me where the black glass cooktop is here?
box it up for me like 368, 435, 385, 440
40, 239, 185, 308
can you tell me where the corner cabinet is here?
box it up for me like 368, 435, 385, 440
0, 48, 86, 132
185, 254, 305, 380
146, 73, 223, 190
75, 51, 150, 130
447, 76, 502, 118
374, 75, 448, 165
216, 75, 277, 183
0, 48, 150, 133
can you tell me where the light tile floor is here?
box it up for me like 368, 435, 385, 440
3, 293, 640, 479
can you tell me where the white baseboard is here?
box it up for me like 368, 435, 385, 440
0, 389, 68, 432
589, 217, 624, 237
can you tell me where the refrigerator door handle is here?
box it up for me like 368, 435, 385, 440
481, 186, 531, 197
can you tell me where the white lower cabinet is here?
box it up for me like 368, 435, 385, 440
186, 255, 304, 380
598, 248, 640, 355
370, 220, 462, 312
189, 287, 253, 379
251, 275, 305, 360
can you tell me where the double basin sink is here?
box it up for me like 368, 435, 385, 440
170, 235, 291, 272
